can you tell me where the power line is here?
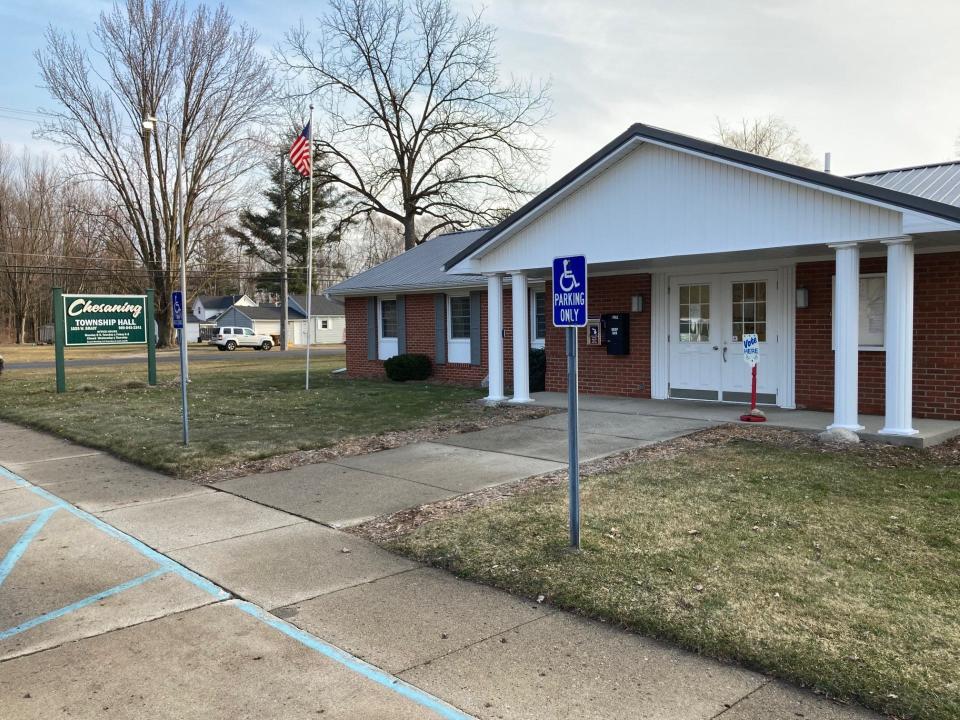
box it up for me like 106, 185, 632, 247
0, 265, 347, 281
0, 105, 46, 117
0, 251, 327, 272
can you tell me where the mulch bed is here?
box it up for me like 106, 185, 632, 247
348, 423, 960, 545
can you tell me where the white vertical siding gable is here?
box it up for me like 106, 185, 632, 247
479, 143, 902, 272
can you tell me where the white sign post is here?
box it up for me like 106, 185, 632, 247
739, 333, 766, 422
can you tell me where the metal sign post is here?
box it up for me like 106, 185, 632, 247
553, 255, 588, 550
172, 290, 190, 445
53, 290, 154, 393
739, 333, 766, 423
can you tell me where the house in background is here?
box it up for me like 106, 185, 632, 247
290, 294, 346, 345
327, 122, 960, 438
214, 303, 307, 341
210, 294, 345, 345
183, 312, 208, 344
187, 294, 257, 343
192, 294, 256, 321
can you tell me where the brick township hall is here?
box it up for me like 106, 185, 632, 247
326, 123, 960, 436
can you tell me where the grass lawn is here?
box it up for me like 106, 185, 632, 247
0, 353, 485, 477
0, 343, 167, 363
394, 437, 960, 720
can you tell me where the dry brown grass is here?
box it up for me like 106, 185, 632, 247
387, 429, 960, 720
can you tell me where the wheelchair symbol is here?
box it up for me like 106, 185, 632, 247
558, 259, 581, 293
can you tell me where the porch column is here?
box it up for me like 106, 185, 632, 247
485, 273, 507, 403
880, 236, 918, 436
510, 270, 532, 403
828, 242, 864, 431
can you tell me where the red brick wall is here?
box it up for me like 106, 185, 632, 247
795, 251, 960, 420
344, 291, 514, 387
545, 274, 652, 397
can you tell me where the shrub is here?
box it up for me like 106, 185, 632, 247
529, 347, 546, 392
384, 353, 432, 382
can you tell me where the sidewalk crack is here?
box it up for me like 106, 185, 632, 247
708, 678, 771, 719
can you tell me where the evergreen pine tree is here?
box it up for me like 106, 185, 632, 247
227, 147, 347, 295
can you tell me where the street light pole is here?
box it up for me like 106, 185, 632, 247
143, 113, 189, 445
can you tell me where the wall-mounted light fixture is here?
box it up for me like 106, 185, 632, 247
631, 294, 644, 312
796, 287, 809, 309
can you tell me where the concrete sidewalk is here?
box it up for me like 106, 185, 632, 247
0, 420, 881, 719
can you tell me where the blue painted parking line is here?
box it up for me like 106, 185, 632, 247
0, 568, 168, 641
0, 465, 227, 600
0, 506, 57, 588
0, 464, 475, 719
0, 508, 48, 526
235, 601, 474, 720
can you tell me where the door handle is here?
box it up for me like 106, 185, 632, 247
722, 346, 727, 362
712, 346, 719, 351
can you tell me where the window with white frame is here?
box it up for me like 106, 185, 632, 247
378, 297, 399, 360
380, 299, 398, 338
832, 273, 885, 349
447, 295, 471, 363
321, 319, 329, 329
530, 290, 546, 347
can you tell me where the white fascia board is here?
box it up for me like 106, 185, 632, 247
901, 212, 959, 234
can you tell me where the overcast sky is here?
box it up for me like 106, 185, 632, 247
1, 0, 958, 180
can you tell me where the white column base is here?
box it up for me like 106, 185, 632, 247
484, 394, 508, 404
508, 396, 534, 404
878, 426, 919, 436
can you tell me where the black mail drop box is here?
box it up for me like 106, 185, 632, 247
602, 313, 630, 355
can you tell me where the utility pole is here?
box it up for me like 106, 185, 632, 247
280, 152, 289, 351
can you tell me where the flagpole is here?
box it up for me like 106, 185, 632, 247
305, 104, 314, 391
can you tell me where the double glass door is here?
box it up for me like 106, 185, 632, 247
668, 271, 778, 404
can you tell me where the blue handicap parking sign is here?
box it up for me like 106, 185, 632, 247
172, 290, 184, 329
552, 255, 588, 327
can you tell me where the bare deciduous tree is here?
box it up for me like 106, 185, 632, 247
348, 214, 405, 273
279, 0, 551, 250
0, 149, 60, 343
715, 115, 816, 168
36, 0, 275, 346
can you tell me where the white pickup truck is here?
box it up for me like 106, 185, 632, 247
209, 326, 273, 351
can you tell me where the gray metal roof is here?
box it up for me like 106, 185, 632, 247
290, 294, 345, 316
230, 305, 307, 321
326, 230, 488, 296
851, 161, 960, 207
196, 294, 247, 310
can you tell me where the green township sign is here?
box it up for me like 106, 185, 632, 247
63, 294, 148, 346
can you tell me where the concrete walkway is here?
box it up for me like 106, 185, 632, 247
0, 419, 882, 719
532, 391, 960, 448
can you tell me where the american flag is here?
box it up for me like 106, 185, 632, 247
289, 122, 311, 177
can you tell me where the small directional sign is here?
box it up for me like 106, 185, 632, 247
552, 255, 588, 327
742, 333, 759, 366
172, 291, 184, 329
